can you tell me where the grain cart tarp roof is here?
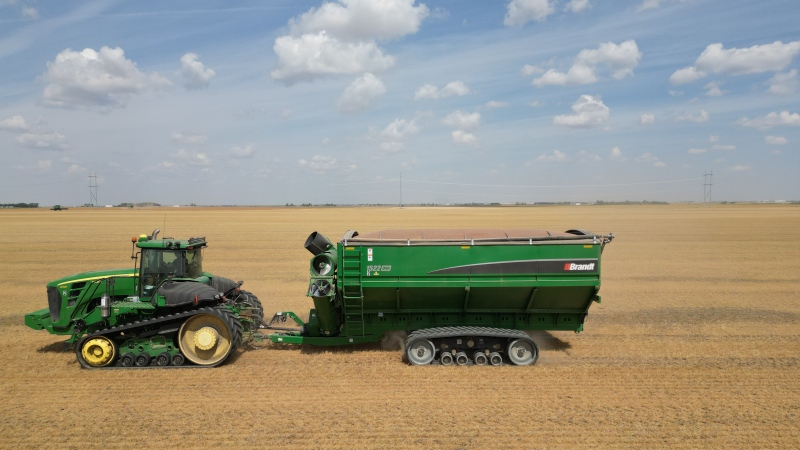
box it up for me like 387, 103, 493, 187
343, 228, 599, 245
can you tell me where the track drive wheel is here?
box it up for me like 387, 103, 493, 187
178, 307, 240, 366
78, 336, 117, 368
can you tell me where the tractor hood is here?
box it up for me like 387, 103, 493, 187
46, 268, 137, 287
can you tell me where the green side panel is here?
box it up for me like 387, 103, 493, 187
334, 241, 603, 338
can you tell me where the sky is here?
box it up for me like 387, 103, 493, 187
0, 0, 798, 206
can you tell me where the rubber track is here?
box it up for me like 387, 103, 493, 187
76, 306, 242, 369
406, 326, 537, 366
407, 326, 533, 342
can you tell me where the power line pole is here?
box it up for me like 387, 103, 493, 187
399, 172, 403, 208
703, 171, 713, 206
88, 174, 98, 207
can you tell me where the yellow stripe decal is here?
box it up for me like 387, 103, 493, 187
64, 274, 136, 284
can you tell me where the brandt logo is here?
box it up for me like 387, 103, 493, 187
564, 262, 595, 271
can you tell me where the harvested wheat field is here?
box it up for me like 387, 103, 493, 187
1, 204, 798, 449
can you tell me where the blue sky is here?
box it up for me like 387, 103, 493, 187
1, 0, 798, 205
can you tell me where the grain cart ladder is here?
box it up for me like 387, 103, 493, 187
341, 247, 365, 336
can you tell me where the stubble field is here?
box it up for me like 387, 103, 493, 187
0, 204, 798, 449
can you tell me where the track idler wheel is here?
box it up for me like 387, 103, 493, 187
506, 338, 538, 366
405, 338, 436, 365
178, 308, 239, 366
78, 336, 117, 367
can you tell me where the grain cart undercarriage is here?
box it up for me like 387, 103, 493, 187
24, 229, 263, 369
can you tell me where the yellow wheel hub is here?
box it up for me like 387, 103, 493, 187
178, 312, 234, 366
193, 326, 219, 350
81, 337, 116, 367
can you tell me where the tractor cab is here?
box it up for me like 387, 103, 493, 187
134, 230, 206, 298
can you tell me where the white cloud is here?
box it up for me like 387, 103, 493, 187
636, 152, 665, 167
532, 40, 642, 87
37, 160, 52, 172
738, 111, 800, 130
637, 0, 686, 12
521, 64, 543, 76
177, 149, 210, 166
380, 118, 420, 140
230, 144, 255, 158
0, 115, 28, 131
670, 41, 800, 85
41, 46, 171, 110
528, 100, 545, 107
576, 40, 642, 80
179, 53, 215, 90
272, 0, 428, 83
289, 0, 429, 41
731, 165, 751, 172
379, 141, 405, 153
637, 0, 661, 11
704, 81, 726, 97
640, 113, 655, 125
765, 135, 788, 145
150, 161, 176, 172
505, 0, 555, 26
577, 150, 601, 162
17, 131, 67, 149
67, 164, 87, 175
451, 130, 479, 146
712, 144, 736, 151
553, 95, 610, 128
171, 132, 208, 145
675, 110, 709, 123
298, 155, 356, 172
533, 64, 596, 87
535, 150, 569, 162
338, 72, 386, 113
272, 33, 395, 82
442, 110, 481, 129
766, 69, 798, 95
610, 146, 626, 161
709, 134, 719, 142
688, 148, 707, 154
414, 80, 470, 100
485, 101, 509, 109
669, 66, 704, 84
565, 0, 591, 13
21, 6, 38, 19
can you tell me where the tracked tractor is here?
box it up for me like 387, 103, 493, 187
24, 229, 263, 368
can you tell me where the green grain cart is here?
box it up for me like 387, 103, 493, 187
269, 228, 613, 366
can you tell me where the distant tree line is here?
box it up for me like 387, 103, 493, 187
115, 202, 162, 207
595, 200, 668, 205
0, 203, 39, 208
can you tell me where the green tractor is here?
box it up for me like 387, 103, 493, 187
24, 229, 263, 368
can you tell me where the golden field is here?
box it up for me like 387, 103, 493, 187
0, 204, 798, 449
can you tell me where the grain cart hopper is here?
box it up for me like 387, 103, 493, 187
24, 229, 263, 368
268, 228, 613, 366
